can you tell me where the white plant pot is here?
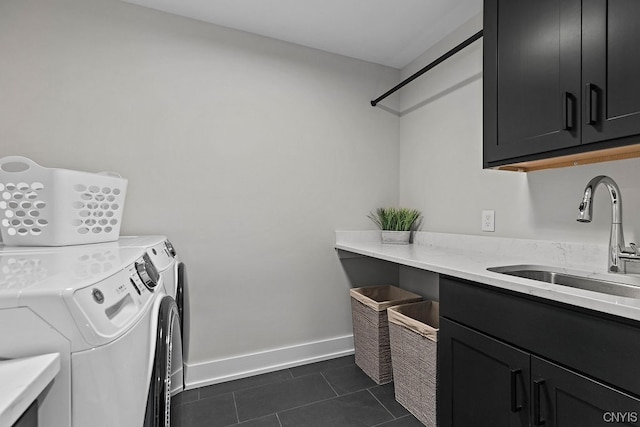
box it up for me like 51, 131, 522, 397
381, 230, 411, 245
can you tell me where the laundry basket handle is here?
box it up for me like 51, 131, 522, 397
0, 156, 41, 174
98, 171, 123, 178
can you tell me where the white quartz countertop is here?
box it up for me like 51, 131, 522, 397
0, 353, 60, 427
335, 231, 640, 322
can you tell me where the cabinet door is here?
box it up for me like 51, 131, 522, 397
439, 318, 530, 427
582, 0, 640, 144
531, 356, 640, 426
484, 0, 582, 165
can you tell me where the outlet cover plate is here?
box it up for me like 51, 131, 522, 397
482, 210, 495, 232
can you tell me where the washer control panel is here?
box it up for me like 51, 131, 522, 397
135, 253, 159, 290
70, 254, 161, 345
143, 239, 177, 273
164, 240, 177, 257
92, 288, 105, 304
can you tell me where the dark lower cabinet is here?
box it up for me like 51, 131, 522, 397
532, 357, 640, 426
439, 276, 640, 427
439, 318, 529, 427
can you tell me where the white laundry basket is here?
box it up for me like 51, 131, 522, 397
0, 156, 127, 246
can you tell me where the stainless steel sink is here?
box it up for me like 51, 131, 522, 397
487, 265, 640, 299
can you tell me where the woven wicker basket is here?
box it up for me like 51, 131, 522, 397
349, 285, 422, 384
388, 301, 439, 426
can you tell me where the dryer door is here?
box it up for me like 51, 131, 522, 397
176, 262, 186, 333
178, 262, 191, 363
144, 296, 183, 427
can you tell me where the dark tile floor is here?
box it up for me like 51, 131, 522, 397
171, 355, 424, 427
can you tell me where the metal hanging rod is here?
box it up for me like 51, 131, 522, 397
371, 30, 484, 107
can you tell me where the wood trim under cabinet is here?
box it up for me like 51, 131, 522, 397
492, 143, 640, 172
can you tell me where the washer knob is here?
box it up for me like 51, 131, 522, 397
136, 253, 160, 290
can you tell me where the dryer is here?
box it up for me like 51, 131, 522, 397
0, 235, 182, 427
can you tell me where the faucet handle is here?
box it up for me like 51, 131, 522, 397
621, 243, 640, 255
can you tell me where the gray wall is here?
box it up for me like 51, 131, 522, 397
397, 13, 640, 246
0, 0, 400, 385
5, 1, 635, 388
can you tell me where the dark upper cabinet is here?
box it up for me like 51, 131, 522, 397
582, 0, 640, 144
484, 0, 582, 163
484, 0, 640, 169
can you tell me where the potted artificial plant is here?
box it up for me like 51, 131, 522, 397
368, 207, 422, 244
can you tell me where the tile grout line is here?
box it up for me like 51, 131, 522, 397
232, 391, 240, 424
366, 388, 396, 420
282, 368, 293, 382
184, 358, 362, 425
273, 368, 292, 427
197, 359, 354, 400
319, 372, 340, 397
371, 414, 415, 427
270, 386, 372, 420
233, 374, 341, 425
275, 412, 284, 427
204, 373, 296, 402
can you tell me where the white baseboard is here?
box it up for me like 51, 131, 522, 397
184, 334, 354, 390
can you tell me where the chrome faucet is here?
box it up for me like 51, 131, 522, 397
577, 175, 640, 273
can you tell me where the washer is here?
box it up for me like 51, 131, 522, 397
0, 235, 182, 427
117, 236, 187, 410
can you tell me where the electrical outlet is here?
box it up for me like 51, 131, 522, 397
482, 210, 495, 232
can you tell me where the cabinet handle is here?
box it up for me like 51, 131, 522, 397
510, 369, 522, 412
533, 379, 546, 426
585, 83, 598, 125
563, 92, 574, 130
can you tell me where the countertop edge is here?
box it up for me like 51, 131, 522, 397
335, 238, 640, 323
0, 353, 61, 427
